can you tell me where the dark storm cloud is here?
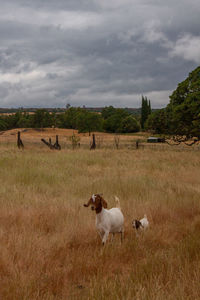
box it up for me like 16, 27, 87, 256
0, 0, 200, 108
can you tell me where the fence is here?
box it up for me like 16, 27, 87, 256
0, 130, 199, 152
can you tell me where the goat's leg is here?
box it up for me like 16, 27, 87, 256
102, 231, 109, 245
120, 228, 124, 243
111, 233, 115, 243
97, 230, 104, 240
135, 228, 139, 237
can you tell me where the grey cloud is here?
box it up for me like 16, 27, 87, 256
0, 0, 200, 108
169, 34, 200, 63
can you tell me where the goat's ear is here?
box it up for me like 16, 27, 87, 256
84, 198, 92, 207
101, 198, 107, 208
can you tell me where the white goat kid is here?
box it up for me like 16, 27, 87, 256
84, 194, 124, 245
132, 214, 149, 234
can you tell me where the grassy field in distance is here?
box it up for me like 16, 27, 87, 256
0, 128, 148, 149
0, 130, 200, 299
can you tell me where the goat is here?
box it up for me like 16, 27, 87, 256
132, 214, 149, 234
84, 194, 124, 245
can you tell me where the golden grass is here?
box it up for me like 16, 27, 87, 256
1, 128, 199, 151
0, 128, 147, 150
0, 143, 200, 299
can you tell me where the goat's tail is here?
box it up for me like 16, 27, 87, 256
114, 196, 121, 209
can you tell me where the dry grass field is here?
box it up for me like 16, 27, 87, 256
0, 130, 200, 299
0, 128, 147, 150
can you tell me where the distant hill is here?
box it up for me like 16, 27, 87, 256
0, 108, 65, 114
85, 107, 142, 115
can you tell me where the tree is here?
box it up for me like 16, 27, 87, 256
33, 109, 52, 128
167, 66, 200, 137
121, 116, 140, 133
103, 108, 130, 133
145, 109, 169, 134
16, 113, 31, 128
61, 107, 80, 129
101, 106, 116, 119
66, 103, 71, 110
145, 66, 200, 138
0, 118, 8, 130
76, 111, 103, 135
141, 96, 151, 129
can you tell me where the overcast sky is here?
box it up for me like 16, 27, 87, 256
0, 0, 200, 108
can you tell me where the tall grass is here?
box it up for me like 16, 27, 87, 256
0, 146, 200, 299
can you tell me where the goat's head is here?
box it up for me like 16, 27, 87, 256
84, 194, 107, 213
132, 219, 142, 230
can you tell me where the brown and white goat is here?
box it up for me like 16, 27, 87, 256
84, 194, 124, 245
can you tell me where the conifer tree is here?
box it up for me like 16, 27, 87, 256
141, 96, 151, 129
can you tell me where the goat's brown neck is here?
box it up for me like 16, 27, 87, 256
95, 204, 102, 214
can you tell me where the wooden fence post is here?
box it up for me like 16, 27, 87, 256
41, 138, 54, 149
17, 131, 24, 149
41, 135, 61, 150
54, 135, 61, 150
90, 134, 96, 150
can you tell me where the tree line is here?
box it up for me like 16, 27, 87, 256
0, 106, 141, 134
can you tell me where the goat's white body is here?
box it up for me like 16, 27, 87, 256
140, 215, 149, 229
96, 207, 124, 244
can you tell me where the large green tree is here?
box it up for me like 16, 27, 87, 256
167, 66, 200, 137
146, 66, 200, 137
